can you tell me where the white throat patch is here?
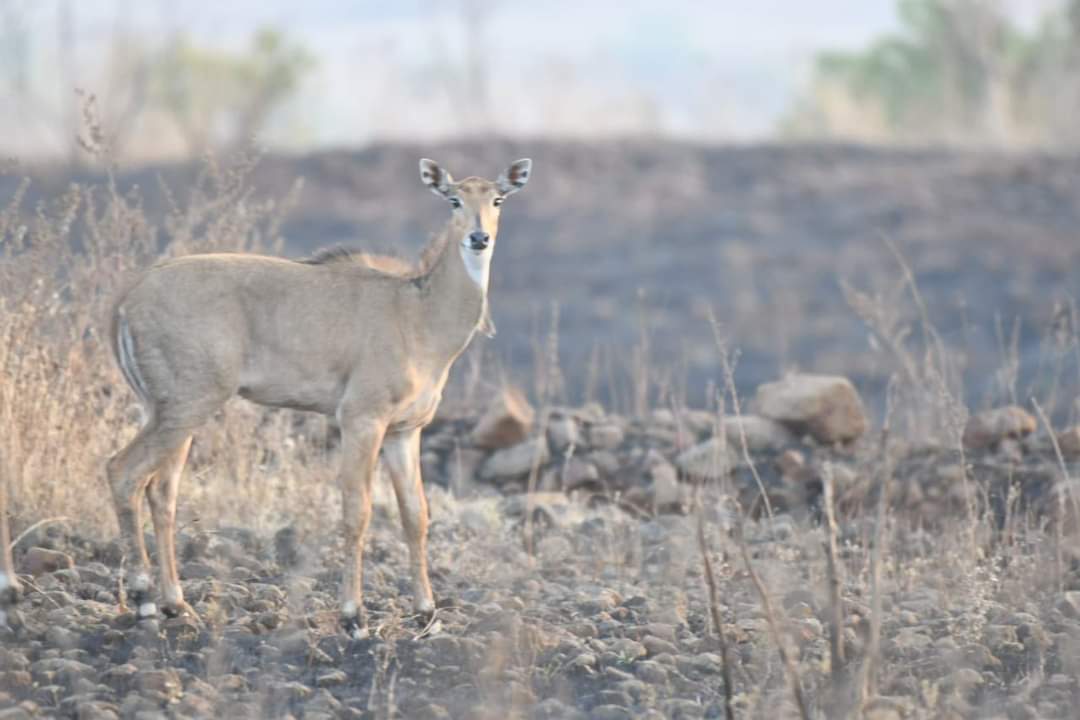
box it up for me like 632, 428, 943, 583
459, 240, 492, 291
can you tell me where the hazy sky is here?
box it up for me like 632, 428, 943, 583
1, 0, 1064, 154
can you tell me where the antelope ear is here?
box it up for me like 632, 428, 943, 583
419, 159, 454, 198
496, 158, 532, 196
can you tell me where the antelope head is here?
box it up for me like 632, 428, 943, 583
419, 158, 532, 290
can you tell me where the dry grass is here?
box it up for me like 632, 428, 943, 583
0, 141, 322, 542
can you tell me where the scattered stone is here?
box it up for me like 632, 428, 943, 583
536, 536, 574, 565
570, 653, 597, 671
607, 639, 646, 662
561, 458, 600, 491
641, 635, 677, 657
24, 547, 74, 576
589, 450, 620, 477
315, 670, 347, 688
589, 423, 625, 450
722, 414, 797, 452
471, 387, 535, 449
675, 437, 732, 480
590, 705, 633, 720
635, 660, 669, 684
649, 461, 684, 509
410, 704, 452, 720
548, 415, 580, 451
447, 447, 486, 496
136, 669, 182, 701
480, 437, 549, 481
962, 406, 1037, 450
1057, 591, 1080, 620
754, 374, 867, 443
532, 699, 585, 720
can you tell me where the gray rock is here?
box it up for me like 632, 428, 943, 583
607, 639, 646, 662
315, 670, 347, 687
635, 660, 669, 684
561, 458, 600, 490
548, 415, 580, 450
24, 547, 74, 576
641, 635, 677, 656
589, 705, 633, 720
532, 698, 586, 720
589, 423, 625, 450
1058, 591, 1080, 619
675, 438, 732, 480
480, 437, 549, 481
722, 414, 797, 452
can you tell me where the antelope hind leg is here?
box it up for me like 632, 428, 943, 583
107, 421, 192, 620
147, 435, 193, 618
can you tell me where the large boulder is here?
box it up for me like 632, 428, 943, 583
754, 374, 867, 444
471, 388, 535, 450
962, 406, 1036, 451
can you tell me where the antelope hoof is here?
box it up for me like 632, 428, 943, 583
128, 573, 158, 620
162, 600, 205, 628
341, 601, 370, 640
414, 600, 436, 626
341, 613, 370, 640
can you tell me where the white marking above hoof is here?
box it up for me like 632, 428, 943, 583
132, 574, 151, 592
350, 626, 371, 640
138, 602, 158, 618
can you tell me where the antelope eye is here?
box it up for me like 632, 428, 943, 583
493, 197, 504, 207
450, 197, 462, 208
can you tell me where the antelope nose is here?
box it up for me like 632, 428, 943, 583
469, 231, 490, 250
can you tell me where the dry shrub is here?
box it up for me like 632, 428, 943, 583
0, 144, 321, 542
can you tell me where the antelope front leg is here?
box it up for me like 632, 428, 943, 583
338, 416, 386, 638
383, 429, 435, 620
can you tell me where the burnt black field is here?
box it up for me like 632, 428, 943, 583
10, 141, 1080, 419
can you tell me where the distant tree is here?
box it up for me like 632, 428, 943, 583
149, 27, 315, 156
782, 0, 1080, 146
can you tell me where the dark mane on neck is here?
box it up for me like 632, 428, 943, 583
297, 224, 454, 279
298, 246, 357, 265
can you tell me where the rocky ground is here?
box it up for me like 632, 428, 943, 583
4, 376, 1080, 719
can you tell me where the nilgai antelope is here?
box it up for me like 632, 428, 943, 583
107, 158, 532, 634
